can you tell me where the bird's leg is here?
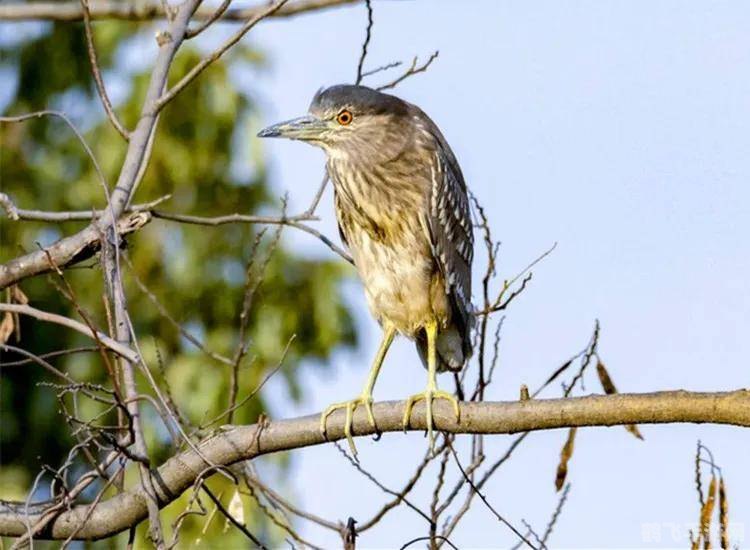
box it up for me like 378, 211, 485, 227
402, 320, 460, 453
320, 324, 396, 457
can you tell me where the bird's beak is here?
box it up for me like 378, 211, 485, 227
257, 115, 328, 141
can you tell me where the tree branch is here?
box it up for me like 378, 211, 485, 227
0, 303, 140, 363
0, 0, 359, 22
0, 389, 748, 540
0, 212, 151, 291
80, 0, 131, 140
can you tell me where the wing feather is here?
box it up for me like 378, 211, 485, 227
425, 143, 474, 357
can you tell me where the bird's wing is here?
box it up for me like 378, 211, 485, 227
424, 145, 474, 352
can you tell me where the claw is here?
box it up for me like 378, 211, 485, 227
320, 395, 376, 457
402, 389, 460, 452
319, 325, 394, 457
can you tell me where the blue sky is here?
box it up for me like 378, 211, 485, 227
246, 1, 750, 547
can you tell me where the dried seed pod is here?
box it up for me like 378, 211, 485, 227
596, 360, 644, 440
624, 423, 644, 441
0, 312, 13, 344
10, 285, 28, 304
555, 427, 577, 491
699, 475, 717, 548
719, 476, 729, 549
690, 530, 700, 550
596, 360, 617, 394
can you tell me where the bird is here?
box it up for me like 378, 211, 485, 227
258, 84, 474, 455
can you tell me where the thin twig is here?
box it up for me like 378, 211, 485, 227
333, 442, 433, 526
0, 194, 170, 222
151, 210, 353, 264
0, 0, 359, 22
447, 442, 537, 549
80, 0, 130, 140
0, 345, 98, 367
358, 441, 446, 532
0, 303, 139, 362
399, 535, 458, 550
185, 0, 232, 38
360, 60, 402, 79
243, 466, 340, 532
124, 257, 234, 366
156, 0, 289, 111
376, 51, 439, 91
303, 173, 330, 217
201, 486, 268, 548
354, 0, 373, 85
201, 336, 294, 430
0, 111, 109, 191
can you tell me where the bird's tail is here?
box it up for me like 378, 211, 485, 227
416, 325, 465, 373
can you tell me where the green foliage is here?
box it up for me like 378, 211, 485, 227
0, 21, 355, 546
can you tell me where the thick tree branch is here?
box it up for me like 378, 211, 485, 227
0, 390, 748, 540
0, 0, 358, 22
0, 212, 151, 291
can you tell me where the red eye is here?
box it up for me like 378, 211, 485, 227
336, 110, 353, 125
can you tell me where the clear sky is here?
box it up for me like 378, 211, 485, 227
246, 1, 750, 548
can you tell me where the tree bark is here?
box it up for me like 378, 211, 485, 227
0, 0, 357, 22
1, 389, 748, 540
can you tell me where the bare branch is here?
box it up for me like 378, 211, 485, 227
354, 0, 373, 85
185, 0, 233, 39
0, 211, 151, 290
150, 210, 354, 264
243, 467, 340, 532
0, 390, 748, 539
124, 257, 235, 366
0, 194, 170, 222
376, 52, 439, 91
0, 193, 19, 220
1, 110, 109, 192
333, 442, 433, 526
303, 173, 330, 217
447, 442, 536, 549
358, 444, 441, 532
0, 0, 359, 22
0, 303, 139, 363
400, 535, 458, 550
155, 0, 290, 112
360, 60, 403, 79
80, 0, 131, 140
201, 486, 267, 548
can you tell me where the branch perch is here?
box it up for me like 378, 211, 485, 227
0, 0, 358, 22
0, 390, 748, 540
0, 212, 151, 290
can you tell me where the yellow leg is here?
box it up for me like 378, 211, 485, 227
320, 324, 396, 457
402, 320, 460, 452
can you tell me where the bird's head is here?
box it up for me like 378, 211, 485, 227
257, 85, 412, 156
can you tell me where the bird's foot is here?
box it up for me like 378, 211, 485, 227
320, 394, 376, 458
402, 389, 460, 453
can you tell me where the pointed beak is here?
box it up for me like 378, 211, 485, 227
257, 115, 329, 141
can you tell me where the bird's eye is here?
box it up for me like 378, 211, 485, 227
336, 110, 353, 125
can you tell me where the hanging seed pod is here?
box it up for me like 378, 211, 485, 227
596, 360, 644, 440
719, 476, 729, 549
555, 427, 577, 491
699, 475, 717, 548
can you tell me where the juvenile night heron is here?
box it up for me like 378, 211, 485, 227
259, 85, 474, 454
